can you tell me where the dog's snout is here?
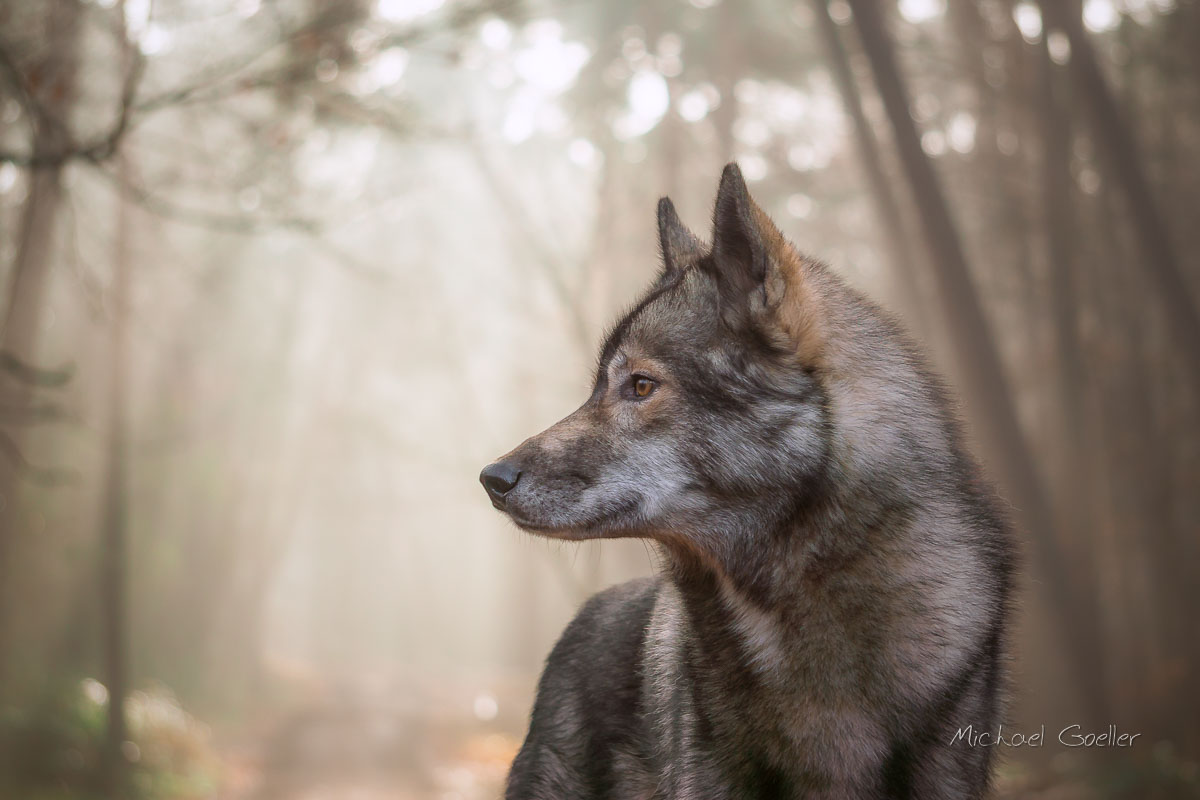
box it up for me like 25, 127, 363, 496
480, 461, 522, 506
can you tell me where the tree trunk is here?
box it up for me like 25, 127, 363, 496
809, 0, 926, 336
0, 0, 82, 702
99, 5, 137, 784
1035, 35, 1084, 497
99, 146, 132, 796
1032, 20, 1102, 630
844, 0, 1108, 723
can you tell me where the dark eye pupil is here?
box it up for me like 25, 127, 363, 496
635, 378, 652, 396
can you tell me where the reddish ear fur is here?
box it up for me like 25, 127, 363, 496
710, 163, 826, 366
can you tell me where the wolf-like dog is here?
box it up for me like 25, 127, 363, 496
480, 164, 1015, 799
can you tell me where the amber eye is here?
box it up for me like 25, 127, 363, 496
632, 376, 656, 398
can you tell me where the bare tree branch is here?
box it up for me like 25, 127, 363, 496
0, 401, 71, 425
0, 35, 43, 135
0, 352, 74, 387
93, 163, 320, 234
0, 0, 518, 168
129, 3, 364, 116
0, 34, 145, 168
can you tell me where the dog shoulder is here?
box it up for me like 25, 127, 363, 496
507, 577, 661, 798
536, 576, 661, 715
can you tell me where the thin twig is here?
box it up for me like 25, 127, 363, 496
0, 352, 74, 387
93, 163, 320, 234
0, 37, 146, 167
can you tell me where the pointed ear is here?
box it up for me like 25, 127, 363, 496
709, 163, 826, 361
657, 197, 704, 279
711, 162, 773, 296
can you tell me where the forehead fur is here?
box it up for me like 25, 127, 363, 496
598, 267, 717, 370
599, 251, 825, 373
601, 173, 827, 375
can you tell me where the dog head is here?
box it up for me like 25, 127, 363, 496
480, 164, 832, 549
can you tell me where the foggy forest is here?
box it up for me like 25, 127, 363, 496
0, 0, 1197, 797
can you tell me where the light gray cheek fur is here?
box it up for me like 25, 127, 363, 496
703, 402, 825, 494
603, 439, 749, 539
522, 436, 698, 532
536, 357, 700, 530
585, 441, 691, 523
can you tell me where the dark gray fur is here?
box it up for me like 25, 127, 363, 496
483, 164, 1016, 799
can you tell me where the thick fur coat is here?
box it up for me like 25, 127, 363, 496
480, 164, 1016, 799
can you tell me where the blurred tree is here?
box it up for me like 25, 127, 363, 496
844, 0, 1108, 720
0, 0, 84, 694
100, 142, 132, 797
1038, 0, 1200, 372
0, 0, 522, 710
809, 0, 924, 334
1027, 4, 1107, 711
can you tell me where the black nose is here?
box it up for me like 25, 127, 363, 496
480, 461, 521, 505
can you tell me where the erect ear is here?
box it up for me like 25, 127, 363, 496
657, 197, 704, 279
709, 163, 825, 360
711, 163, 778, 300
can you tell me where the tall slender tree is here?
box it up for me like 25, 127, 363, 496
1029, 19, 1107, 675
808, 0, 925, 336
100, 149, 132, 798
0, 1, 82, 692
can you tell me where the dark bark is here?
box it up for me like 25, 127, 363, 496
98, 5, 138, 788
100, 148, 132, 796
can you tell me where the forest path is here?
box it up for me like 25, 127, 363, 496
216, 673, 521, 800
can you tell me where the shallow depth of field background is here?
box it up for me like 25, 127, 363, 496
0, 0, 1198, 798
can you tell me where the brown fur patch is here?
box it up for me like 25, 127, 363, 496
750, 202, 828, 368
